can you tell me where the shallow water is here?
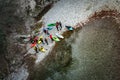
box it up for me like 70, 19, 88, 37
45, 17, 120, 80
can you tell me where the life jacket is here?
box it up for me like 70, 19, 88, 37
56, 22, 59, 27
49, 34, 52, 39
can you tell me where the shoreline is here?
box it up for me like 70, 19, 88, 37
26, 0, 120, 65
26, 10, 120, 80
26, 9, 120, 65
37, 9, 120, 63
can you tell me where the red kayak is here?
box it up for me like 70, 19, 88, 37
30, 42, 36, 48
34, 36, 38, 42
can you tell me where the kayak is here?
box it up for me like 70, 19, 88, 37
47, 26, 53, 30
40, 35, 43, 38
52, 36, 60, 41
33, 36, 38, 43
47, 23, 56, 26
24, 38, 30, 42
34, 36, 38, 41
30, 43, 36, 48
55, 33, 64, 39
38, 40, 41, 44
65, 26, 74, 30
39, 36, 43, 40
39, 47, 46, 52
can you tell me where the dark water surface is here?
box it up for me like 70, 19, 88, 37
45, 17, 120, 80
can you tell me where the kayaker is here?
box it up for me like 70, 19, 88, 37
49, 34, 53, 42
59, 21, 62, 30
43, 27, 47, 34
56, 22, 59, 31
40, 46, 44, 49
29, 36, 34, 43
39, 37, 45, 44
46, 29, 50, 35
34, 46, 38, 53
39, 46, 45, 52
44, 38, 49, 45
34, 36, 38, 43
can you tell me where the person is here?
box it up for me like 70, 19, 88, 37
29, 36, 34, 43
33, 36, 38, 43
39, 37, 45, 44
44, 38, 49, 45
43, 28, 46, 34
34, 46, 38, 53
46, 29, 50, 35
39, 46, 45, 52
56, 22, 59, 31
59, 21, 62, 30
49, 34, 53, 42
40, 46, 44, 50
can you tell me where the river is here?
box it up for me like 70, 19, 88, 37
44, 17, 120, 80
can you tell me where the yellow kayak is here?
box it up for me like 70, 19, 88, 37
39, 47, 46, 52
38, 40, 41, 44
39, 36, 43, 40
38, 35, 43, 44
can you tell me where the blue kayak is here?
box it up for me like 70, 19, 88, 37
65, 26, 74, 30
47, 26, 53, 30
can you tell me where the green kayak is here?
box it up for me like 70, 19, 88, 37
47, 23, 56, 26
52, 36, 60, 42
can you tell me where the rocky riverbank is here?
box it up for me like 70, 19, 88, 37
0, 0, 58, 80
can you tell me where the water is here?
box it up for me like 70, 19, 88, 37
46, 17, 120, 80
